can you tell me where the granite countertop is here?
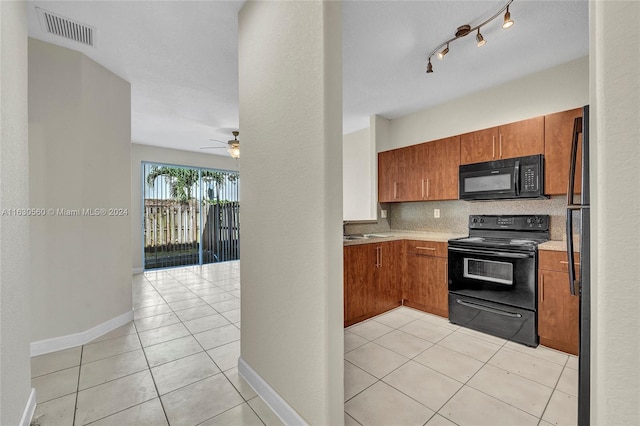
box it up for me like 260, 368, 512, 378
539, 239, 580, 252
344, 230, 578, 252
343, 231, 467, 246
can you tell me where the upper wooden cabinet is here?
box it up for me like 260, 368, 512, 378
378, 149, 399, 203
378, 136, 460, 203
544, 108, 583, 195
422, 136, 460, 201
460, 117, 544, 165
460, 127, 498, 164
499, 116, 545, 159
378, 147, 421, 202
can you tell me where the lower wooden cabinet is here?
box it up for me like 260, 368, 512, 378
403, 240, 448, 317
538, 250, 580, 355
344, 240, 403, 327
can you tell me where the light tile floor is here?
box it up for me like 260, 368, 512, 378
31, 262, 578, 426
345, 308, 579, 426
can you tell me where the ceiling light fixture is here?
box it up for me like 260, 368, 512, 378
503, 6, 514, 29
425, 0, 515, 74
476, 29, 487, 47
227, 131, 240, 159
437, 43, 450, 60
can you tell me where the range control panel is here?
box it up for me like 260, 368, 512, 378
469, 215, 549, 231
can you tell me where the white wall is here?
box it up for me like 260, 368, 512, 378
590, 1, 640, 424
130, 143, 238, 272
28, 39, 132, 344
343, 127, 375, 221
385, 56, 589, 151
238, 1, 344, 424
0, 2, 33, 424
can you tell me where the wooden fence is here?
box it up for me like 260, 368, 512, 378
144, 199, 239, 269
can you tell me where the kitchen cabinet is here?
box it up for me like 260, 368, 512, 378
378, 149, 400, 202
538, 250, 580, 355
460, 127, 498, 164
404, 240, 448, 317
344, 240, 403, 327
544, 108, 583, 195
378, 148, 421, 202
417, 136, 461, 201
460, 117, 544, 164
378, 137, 459, 203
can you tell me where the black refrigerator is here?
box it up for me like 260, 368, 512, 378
566, 105, 590, 426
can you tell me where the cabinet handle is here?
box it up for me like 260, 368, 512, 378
444, 261, 448, 284
416, 246, 436, 251
426, 179, 430, 199
499, 134, 503, 159
559, 261, 580, 266
421, 179, 425, 199
379, 246, 383, 268
492, 135, 495, 159
540, 274, 544, 302
393, 182, 398, 199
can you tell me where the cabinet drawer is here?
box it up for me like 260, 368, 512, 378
539, 250, 580, 273
405, 240, 447, 257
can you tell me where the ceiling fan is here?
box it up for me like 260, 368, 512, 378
201, 131, 240, 159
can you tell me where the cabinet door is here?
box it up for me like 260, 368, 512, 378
405, 254, 448, 317
376, 241, 404, 313
460, 127, 498, 164
498, 116, 545, 159
544, 108, 583, 195
538, 269, 579, 355
344, 244, 376, 326
378, 150, 398, 202
399, 145, 424, 201
426, 136, 460, 200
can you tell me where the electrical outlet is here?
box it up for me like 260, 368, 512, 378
380, 209, 387, 219
434, 209, 440, 218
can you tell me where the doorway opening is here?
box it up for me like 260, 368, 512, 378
142, 162, 240, 270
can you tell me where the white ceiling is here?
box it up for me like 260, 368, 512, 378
26, 1, 589, 157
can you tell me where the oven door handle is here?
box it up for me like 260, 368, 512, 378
455, 299, 523, 318
448, 246, 533, 259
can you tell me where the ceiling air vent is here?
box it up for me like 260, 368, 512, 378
36, 7, 95, 47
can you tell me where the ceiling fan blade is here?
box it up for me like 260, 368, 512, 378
200, 146, 227, 150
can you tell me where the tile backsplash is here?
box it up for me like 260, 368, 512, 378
344, 196, 578, 240
387, 196, 573, 240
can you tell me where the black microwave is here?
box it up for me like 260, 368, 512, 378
459, 154, 547, 201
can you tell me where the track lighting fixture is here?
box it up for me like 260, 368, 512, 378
437, 44, 449, 60
425, 0, 515, 74
476, 29, 486, 47
503, 6, 514, 29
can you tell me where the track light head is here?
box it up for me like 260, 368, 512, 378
476, 29, 486, 47
437, 44, 449, 60
502, 6, 514, 29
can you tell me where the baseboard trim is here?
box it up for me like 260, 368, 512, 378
30, 310, 134, 357
19, 388, 36, 426
238, 357, 308, 426
132, 267, 144, 274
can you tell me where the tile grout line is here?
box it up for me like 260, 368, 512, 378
71, 345, 83, 426
142, 266, 261, 425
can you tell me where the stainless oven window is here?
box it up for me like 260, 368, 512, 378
463, 258, 513, 285
464, 173, 512, 192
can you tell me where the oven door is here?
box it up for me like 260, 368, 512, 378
448, 245, 536, 310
